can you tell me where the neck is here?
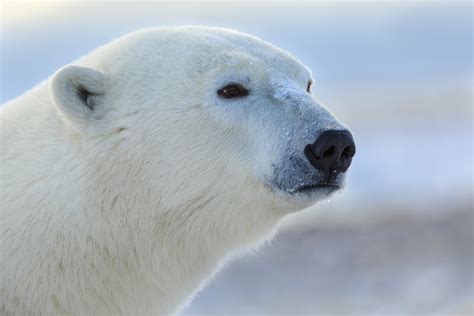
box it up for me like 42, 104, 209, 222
82, 162, 283, 314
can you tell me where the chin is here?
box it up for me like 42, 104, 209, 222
290, 182, 340, 201
269, 179, 344, 212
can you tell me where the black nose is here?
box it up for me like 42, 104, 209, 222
304, 130, 356, 178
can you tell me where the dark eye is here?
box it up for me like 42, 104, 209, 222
306, 80, 313, 93
217, 83, 249, 99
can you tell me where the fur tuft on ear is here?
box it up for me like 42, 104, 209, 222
50, 65, 106, 122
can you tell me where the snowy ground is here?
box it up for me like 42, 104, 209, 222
186, 204, 473, 315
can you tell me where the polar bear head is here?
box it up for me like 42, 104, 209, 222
50, 26, 355, 221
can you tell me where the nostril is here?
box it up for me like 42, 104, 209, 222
322, 146, 336, 158
342, 145, 355, 158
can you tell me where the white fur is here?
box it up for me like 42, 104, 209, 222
0, 26, 349, 315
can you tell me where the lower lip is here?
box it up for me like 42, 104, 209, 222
292, 183, 340, 194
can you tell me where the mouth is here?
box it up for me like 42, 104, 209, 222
291, 182, 341, 194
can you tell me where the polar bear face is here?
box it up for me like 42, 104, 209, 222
200, 49, 355, 210
51, 27, 355, 215
204, 51, 355, 204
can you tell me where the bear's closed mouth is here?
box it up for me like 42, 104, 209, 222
292, 183, 340, 194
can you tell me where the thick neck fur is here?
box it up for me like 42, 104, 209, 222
0, 84, 281, 315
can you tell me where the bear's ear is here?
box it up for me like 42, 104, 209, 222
50, 65, 107, 122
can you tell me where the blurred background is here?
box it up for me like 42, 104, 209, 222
1, 1, 472, 314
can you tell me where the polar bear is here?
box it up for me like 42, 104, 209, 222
0, 26, 355, 315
